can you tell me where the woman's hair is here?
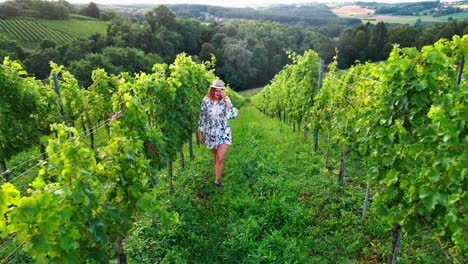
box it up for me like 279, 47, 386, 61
206, 87, 217, 100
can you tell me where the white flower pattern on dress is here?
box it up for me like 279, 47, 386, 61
198, 96, 238, 149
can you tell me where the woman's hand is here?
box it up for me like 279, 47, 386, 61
220, 90, 227, 100
220, 90, 231, 108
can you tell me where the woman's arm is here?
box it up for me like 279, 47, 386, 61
223, 96, 238, 120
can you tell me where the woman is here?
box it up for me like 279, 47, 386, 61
197, 79, 238, 187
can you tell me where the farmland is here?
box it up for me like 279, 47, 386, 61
0, 17, 108, 49
331, 4, 468, 24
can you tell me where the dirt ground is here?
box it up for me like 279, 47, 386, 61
332, 5, 374, 16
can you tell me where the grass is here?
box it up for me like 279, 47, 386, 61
239, 87, 264, 99
34, 18, 108, 38
387, 14, 467, 24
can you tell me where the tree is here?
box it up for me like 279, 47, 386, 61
223, 39, 255, 89
199, 42, 218, 62
31, 0, 70, 19
210, 33, 226, 48
177, 17, 203, 54
436, 20, 465, 41
352, 25, 371, 62
156, 28, 183, 63
101, 47, 161, 74
152, 5, 177, 31
315, 38, 336, 64
251, 45, 269, 86
0, 1, 24, 17
369, 22, 388, 61
58, 0, 76, 14
387, 25, 420, 48
106, 16, 138, 47
416, 26, 436, 49
218, 63, 245, 91
68, 53, 114, 87
40, 39, 56, 49
81, 2, 100, 19
23, 48, 61, 79
144, 9, 157, 33
336, 29, 356, 68
100, 11, 119, 21
0, 36, 25, 60
68, 47, 162, 86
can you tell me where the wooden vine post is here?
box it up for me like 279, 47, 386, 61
456, 54, 464, 85
314, 59, 324, 152
361, 182, 371, 224
391, 224, 403, 264
189, 133, 194, 160
52, 73, 67, 122
324, 106, 333, 169
1, 167, 10, 182
337, 121, 348, 182
180, 144, 185, 170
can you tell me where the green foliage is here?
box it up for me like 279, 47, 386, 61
362, 36, 467, 254
213, 20, 330, 89
79, 2, 100, 19
49, 63, 86, 127
321, 36, 467, 255
0, 58, 57, 163
68, 46, 163, 86
0, 54, 246, 262
253, 35, 466, 259
252, 49, 321, 124
0, 35, 24, 60
0, 0, 71, 20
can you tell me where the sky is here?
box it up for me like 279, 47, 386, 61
62, 0, 449, 8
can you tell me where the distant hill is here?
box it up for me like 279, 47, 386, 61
330, 2, 467, 24
165, 4, 362, 26
102, 3, 362, 27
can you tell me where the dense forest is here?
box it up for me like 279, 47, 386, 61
0, 0, 467, 90
0, 0, 100, 19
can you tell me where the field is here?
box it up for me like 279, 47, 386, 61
35, 18, 108, 38
0, 17, 108, 49
332, 5, 375, 16
331, 4, 468, 24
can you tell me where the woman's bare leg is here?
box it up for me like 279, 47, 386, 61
214, 144, 228, 184
211, 148, 217, 163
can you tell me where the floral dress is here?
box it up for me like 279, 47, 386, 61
198, 96, 238, 149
